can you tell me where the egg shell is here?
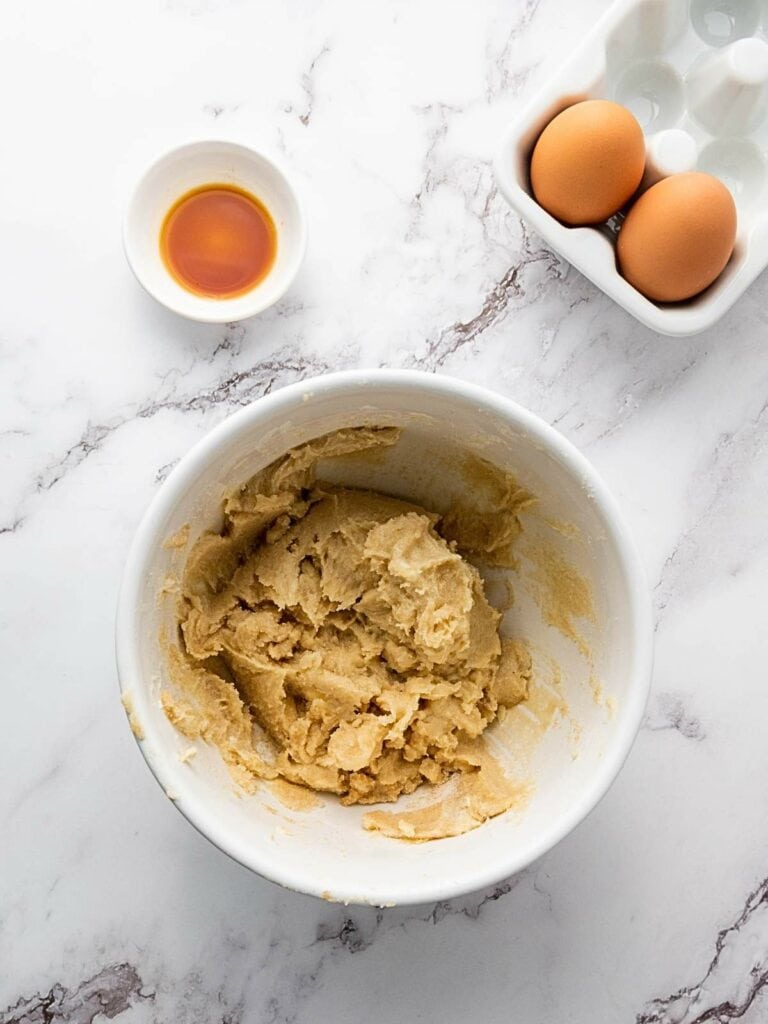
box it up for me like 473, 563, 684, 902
617, 172, 737, 303
530, 100, 646, 226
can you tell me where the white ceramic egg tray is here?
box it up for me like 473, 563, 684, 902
495, 0, 768, 336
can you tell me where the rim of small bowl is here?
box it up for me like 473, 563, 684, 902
122, 139, 307, 324
115, 369, 653, 906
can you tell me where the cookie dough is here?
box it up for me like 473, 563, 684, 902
164, 427, 531, 831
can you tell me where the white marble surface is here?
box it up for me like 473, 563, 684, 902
2, 0, 768, 1021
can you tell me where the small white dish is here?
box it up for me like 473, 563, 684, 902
116, 370, 652, 907
123, 140, 306, 323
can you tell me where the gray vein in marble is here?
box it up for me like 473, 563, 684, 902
264, 955, 325, 1024
6, 873, 768, 1024
410, 102, 460, 210
480, 183, 499, 245
654, 395, 768, 616
484, 0, 542, 100
209, 322, 248, 362
203, 102, 242, 119
37, 422, 114, 493
0, 517, 24, 536
6, 758, 67, 823
506, 0, 542, 41
410, 109, 526, 265
643, 692, 705, 742
404, 223, 561, 371
313, 872, 526, 957
637, 876, 768, 1023
532, 870, 554, 912
155, 458, 180, 483
4, 702, 108, 824
532, 302, 723, 453
251, 876, 529, 1021
286, 44, 331, 127
400, 101, 463, 249
0, 334, 334, 537
404, 93, 522, 257
315, 914, 384, 954
592, 349, 703, 445
0, 964, 150, 1024
27, 348, 331, 496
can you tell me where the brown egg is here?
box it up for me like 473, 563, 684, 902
617, 172, 737, 302
530, 100, 645, 225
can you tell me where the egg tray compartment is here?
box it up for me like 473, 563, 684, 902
495, 0, 768, 336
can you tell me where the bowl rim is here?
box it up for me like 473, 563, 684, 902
122, 138, 308, 324
115, 368, 653, 906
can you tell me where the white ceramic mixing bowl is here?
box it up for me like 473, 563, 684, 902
116, 370, 652, 906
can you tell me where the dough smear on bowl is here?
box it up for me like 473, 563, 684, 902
163, 426, 533, 838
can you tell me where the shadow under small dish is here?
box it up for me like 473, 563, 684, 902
160, 184, 277, 299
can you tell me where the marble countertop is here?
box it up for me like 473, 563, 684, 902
3, 0, 768, 1021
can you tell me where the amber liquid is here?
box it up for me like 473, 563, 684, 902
160, 184, 277, 299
